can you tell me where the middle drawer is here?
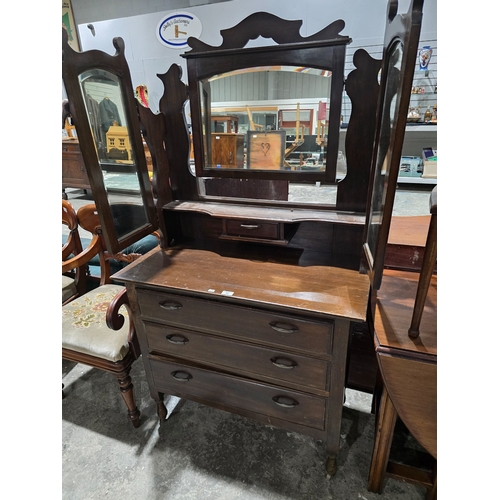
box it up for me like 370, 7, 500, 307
144, 321, 329, 392
137, 289, 333, 355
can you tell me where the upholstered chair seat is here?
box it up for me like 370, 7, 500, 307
62, 284, 130, 362
62, 275, 78, 304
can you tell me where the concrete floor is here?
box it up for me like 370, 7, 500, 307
62, 357, 430, 500
62, 183, 435, 500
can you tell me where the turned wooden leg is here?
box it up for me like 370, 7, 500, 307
156, 392, 168, 420
368, 386, 398, 493
115, 368, 141, 428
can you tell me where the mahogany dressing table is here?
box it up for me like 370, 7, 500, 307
62, 0, 425, 476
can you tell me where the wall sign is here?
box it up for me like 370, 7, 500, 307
156, 12, 202, 50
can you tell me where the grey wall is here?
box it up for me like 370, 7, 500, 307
67, 0, 437, 113
71, 0, 233, 24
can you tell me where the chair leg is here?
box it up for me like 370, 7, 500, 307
426, 465, 437, 500
115, 367, 141, 428
368, 385, 398, 493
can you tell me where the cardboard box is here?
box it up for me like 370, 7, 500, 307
421, 160, 437, 178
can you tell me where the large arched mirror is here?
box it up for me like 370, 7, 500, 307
62, 29, 158, 254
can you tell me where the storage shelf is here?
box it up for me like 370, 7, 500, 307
397, 177, 437, 185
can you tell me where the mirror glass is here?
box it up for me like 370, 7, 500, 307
200, 66, 332, 173
365, 41, 403, 261
78, 69, 149, 239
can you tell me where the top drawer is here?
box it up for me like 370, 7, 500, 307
225, 219, 279, 239
136, 289, 333, 356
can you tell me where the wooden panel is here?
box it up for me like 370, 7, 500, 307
115, 246, 370, 321
144, 321, 330, 392
137, 289, 333, 356
385, 216, 435, 272
377, 353, 436, 458
247, 130, 285, 170
388, 216, 431, 247
374, 269, 436, 357
149, 357, 327, 430
345, 321, 378, 393
203, 178, 289, 200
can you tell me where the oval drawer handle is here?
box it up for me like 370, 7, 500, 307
171, 370, 192, 382
240, 224, 261, 229
159, 300, 182, 311
270, 357, 297, 369
272, 395, 299, 408
166, 334, 189, 345
269, 321, 298, 334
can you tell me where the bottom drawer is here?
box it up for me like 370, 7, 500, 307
150, 357, 326, 431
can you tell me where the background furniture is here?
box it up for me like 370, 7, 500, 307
62, 138, 91, 199
211, 133, 244, 168
62, 203, 142, 428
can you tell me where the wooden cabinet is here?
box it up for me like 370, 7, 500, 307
211, 133, 244, 168
62, 139, 91, 198
115, 245, 370, 474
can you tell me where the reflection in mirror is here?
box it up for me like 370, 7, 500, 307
78, 69, 149, 239
365, 41, 403, 262
201, 66, 332, 173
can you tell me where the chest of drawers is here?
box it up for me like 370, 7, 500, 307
114, 245, 370, 475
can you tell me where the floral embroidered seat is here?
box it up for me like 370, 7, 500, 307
62, 202, 141, 428
62, 284, 130, 362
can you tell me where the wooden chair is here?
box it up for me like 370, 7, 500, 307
62, 203, 142, 428
62, 200, 86, 305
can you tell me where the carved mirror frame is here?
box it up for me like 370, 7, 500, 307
362, 0, 425, 290
182, 13, 351, 183
62, 28, 158, 255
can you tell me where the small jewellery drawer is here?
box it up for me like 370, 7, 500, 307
224, 219, 279, 239
144, 322, 329, 391
136, 289, 333, 355
150, 357, 326, 430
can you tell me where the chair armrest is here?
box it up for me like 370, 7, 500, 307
106, 289, 139, 357
62, 234, 102, 274
106, 288, 129, 330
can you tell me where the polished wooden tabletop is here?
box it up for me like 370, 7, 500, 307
114, 246, 371, 321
